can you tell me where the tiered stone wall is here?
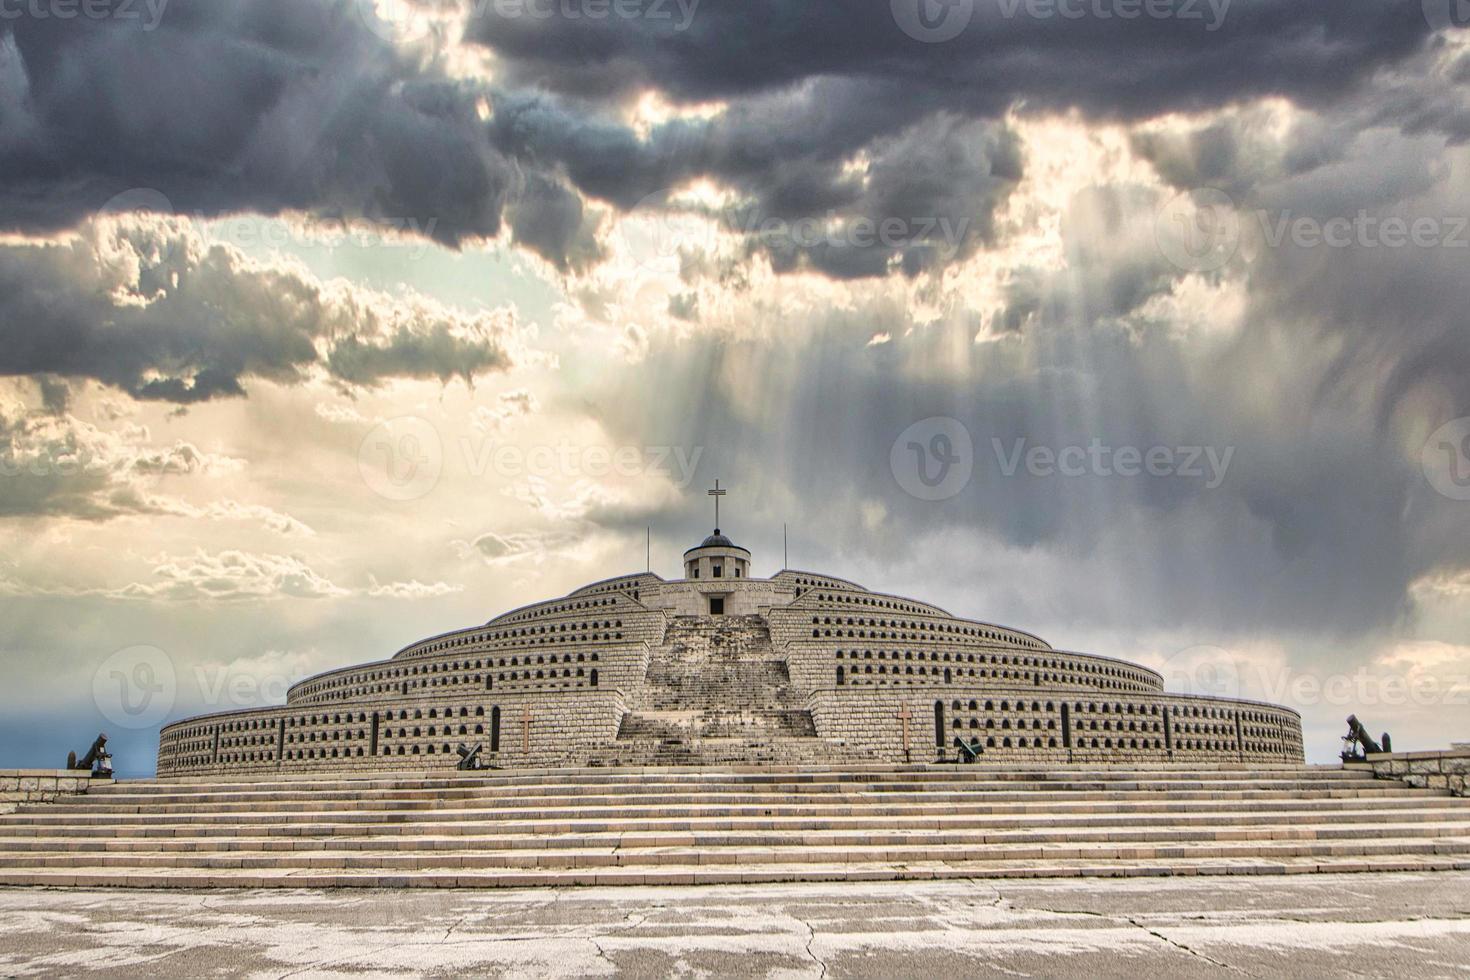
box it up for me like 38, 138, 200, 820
782, 640, 1164, 695
158, 691, 627, 775
806, 688, 1303, 764
768, 600, 1052, 654
287, 610, 666, 705
156, 565, 1307, 775
0, 770, 107, 814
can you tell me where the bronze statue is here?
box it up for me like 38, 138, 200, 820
1340, 715, 1392, 762
67, 733, 112, 776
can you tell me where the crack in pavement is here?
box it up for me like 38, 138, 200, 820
440, 914, 467, 943
986, 886, 1261, 977
1123, 916, 1258, 977
795, 912, 827, 980
589, 936, 616, 971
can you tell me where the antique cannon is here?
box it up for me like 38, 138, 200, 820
952, 736, 984, 764
456, 743, 486, 771
67, 733, 113, 777
1340, 715, 1392, 763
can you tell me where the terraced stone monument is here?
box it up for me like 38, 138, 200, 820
7, 514, 1470, 889
157, 522, 1304, 775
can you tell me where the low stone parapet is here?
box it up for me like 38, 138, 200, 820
0, 770, 109, 814
1363, 748, 1470, 796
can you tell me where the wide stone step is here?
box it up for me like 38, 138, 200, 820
9, 790, 1451, 829
3, 836, 1469, 874
62, 773, 1412, 802
5, 812, 1469, 854
7, 785, 1450, 824
6, 852, 1468, 888
16, 782, 1459, 815
76, 772, 1398, 800
10, 800, 1469, 834
82, 764, 1361, 792
9, 800, 1464, 841
38, 787, 1453, 817
15, 765, 1459, 888
8, 808, 1468, 842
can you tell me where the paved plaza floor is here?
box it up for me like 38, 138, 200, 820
1, 873, 1468, 978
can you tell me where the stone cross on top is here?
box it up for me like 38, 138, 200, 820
708, 479, 727, 530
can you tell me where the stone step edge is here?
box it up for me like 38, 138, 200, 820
136, 764, 1350, 785
85, 776, 1391, 798
10, 796, 1455, 826
66, 784, 1428, 806
2, 856, 1467, 888
127, 765, 1357, 786
42, 786, 1450, 809
14, 803, 1464, 828
110, 778, 1367, 799
5, 825, 1470, 859
9, 819, 1470, 845
2, 834, 1470, 863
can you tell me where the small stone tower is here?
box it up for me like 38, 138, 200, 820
683, 530, 751, 581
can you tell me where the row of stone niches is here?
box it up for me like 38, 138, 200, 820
830, 647, 1156, 691
930, 699, 1299, 758
163, 705, 516, 769
294, 657, 602, 704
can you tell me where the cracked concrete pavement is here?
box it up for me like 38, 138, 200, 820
1, 873, 1468, 977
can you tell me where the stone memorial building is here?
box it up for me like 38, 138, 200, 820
157, 510, 1303, 775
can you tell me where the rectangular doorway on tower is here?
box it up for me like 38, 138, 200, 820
709, 596, 725, 616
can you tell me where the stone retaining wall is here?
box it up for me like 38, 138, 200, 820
1363, 748, 1470, 796
0, 770, 108, 814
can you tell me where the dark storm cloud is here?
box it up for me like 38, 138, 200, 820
506, 172, 606, 271
2, 0, 1444, 280
469, 0, 1433, 118
466, 0, 1445, 279
0, 218, 521, 402
0, 0, 516, 244
581, 142, 1470, 644
488, 81, 1017, 278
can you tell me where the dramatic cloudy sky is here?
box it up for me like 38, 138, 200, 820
3, 0, 1470, 772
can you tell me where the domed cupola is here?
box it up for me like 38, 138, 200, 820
683, 529, 751, 580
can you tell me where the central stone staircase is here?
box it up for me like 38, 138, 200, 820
586, 615, 849, 767
1, 765, 1468, 887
